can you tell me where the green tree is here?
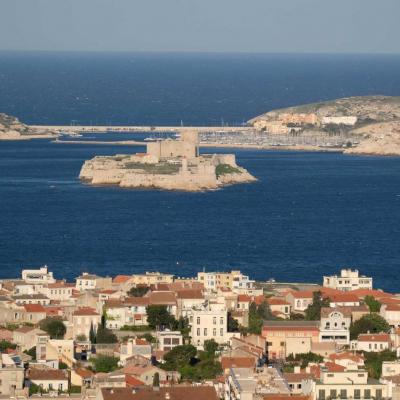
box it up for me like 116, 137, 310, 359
257, 301, 275, 320
29, 383, 41, 396
138, 333, 156, 343
350, 314, 390, 340
305, 292, 330, 320
59, 361, 68, 369
96, 326, 118, 344
204, 339, 218, 357
286, 352, 323, 368
364, 296, 381, 312
163, 344, 197, 370
91, 355, 119, 373
23, 346, 36, 360
227, 313, 239, 332
39, 318, 66, 339
364, 350, 397, 378
0, 340, 17, 352
89, 323, 97, 344
146, 305, 176, 330
128, 286, 150, 297
153, 372, 160, 387
76, 334, 87, 341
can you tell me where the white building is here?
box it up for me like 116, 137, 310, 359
380, 304, 400, 328
319, 307, 351, 345
351, 333, 392, 352
75, 272, 112, 291
189, 302, 228, 348
323, 269, 373, 291
156, 330, 183, 352
71, 307, 101, 339
22, 265, 55, 284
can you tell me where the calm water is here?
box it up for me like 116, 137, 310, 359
0, 53, 400, 290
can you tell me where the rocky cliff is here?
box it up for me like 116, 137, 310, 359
79, 154, 257, 192
0, 113, 57, 140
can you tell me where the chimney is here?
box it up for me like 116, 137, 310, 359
294, 366, 301, 373
165, 392, 170, 399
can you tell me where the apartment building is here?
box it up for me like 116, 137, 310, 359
323, 269, 373, 292
72, 307, 101, 339
22, 265, 55, 285
75, 272, 112, 291
319, 307, 351, 345
0, 354, 25, 397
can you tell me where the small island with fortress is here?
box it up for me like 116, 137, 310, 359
79, 130, 257, 191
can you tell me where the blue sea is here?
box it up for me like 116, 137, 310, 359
0, 52, 399, 291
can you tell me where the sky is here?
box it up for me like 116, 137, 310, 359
1, 0, 399, 54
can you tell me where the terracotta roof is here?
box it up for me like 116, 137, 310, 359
23, 304, 46, 313
176, 289, 204, 300
125, 297, 150, 306
283, 372, 314, 382
29, 368, 68, 381
221, 356, 255, 370
263, 396, 310, 400
380, 297, 400, 305
100, 289, 118, 294
147, 291, 177, 305
125, 375, 145, 387
113, 275, 132, 284
73, 307, 99, 316
384, 304, 400, 311
351, 289, 393, 299
103, 386, 218, 400
328, 293, 360, 303
238, 294, 251, 302
14, 326, 36, 334
267, 298, 290, 306
358, 333, 391, 342
74, 367, 94, 378
324, 362, 346, 372
47, 282, 74, 288
289, 291, 314, 299
263, 321, 319, 330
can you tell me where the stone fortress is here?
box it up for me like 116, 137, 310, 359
79, 130, 256, 191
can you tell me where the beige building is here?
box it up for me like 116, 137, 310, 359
13, 326, 47, 351
22, 265, 55, 285
28, 368, 69, 392
75, 272, 112, 291
156, 330, 183, 352
0, 354, 25, 397
381, 304, 400, 328
130, 272, 174, 286
189, 303, 228, 348
351, 333, 392, 352
323, 269, 373, 291
71, 307, 101, 339
197, 270, 257, 293
40, 281, 75, 302
303, 366, 389, 400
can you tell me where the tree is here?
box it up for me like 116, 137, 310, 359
305, 292, 330, 320
89, 323, 97, 344
146, 305, 176, 330
153, 372, 160, 387
247, 301, 276, 334
96, 326, 118, 344
290, 313, 305, 320
227, 313, 239, 332
59, 361, 68, 369
23, 346, 36, 360
350, 314, 390, 340
364, 296, 381, 312
257, 301, 275, 320
39, 318, 66, 339
0, 340, 16, 352
286, 352, 324, 368
128, 286, 150, 297
364, 350, 397, 379
91, 355, 119, 373
162, 344, 197, 370
204, 339, 218, 357
29, 383, 41, 396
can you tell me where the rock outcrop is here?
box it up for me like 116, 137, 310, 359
79, 130, 257, 191
0, 113, 57, 140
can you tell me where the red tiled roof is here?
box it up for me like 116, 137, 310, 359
328, 293, 360, 303
267, 298, 290, 306
100, 289, 118, 294
324, 362, 346, 372
74, 368, 94, 379
23, 304, 46, 313
238, 294, 251, 302
73, 307, 99, 316
29, 368, 68, 381
290, 291, 314, 299
125, 375, 145, 387
384, 304, 400, 311
351, 289, 393, 299
125, 297, 150, 306
113, 275, 132, 284
358, 333, 391, 342
263, 396, 311, 400
329, 352, 364, 362
254, 295, 266, 305
221, 356, 255, 370
147, 291, 177, 305
176, 289, 204, 300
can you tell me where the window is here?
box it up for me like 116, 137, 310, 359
197, 328, 200, 336
364, 389, 371, 399
340, 389, 347, 399
318, 389, 325, 400
220, 328, 223, 336
376, 389, 382, 400
330, 390, 337, 399
204, 328, 207, 336
213, 317, 216, 325
354, 389, 361, 399
197, 317, 201, 324
220, 317, 224, 325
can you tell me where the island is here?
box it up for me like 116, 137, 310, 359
79, 130, 257, 191
248, 95, 400, 156
0, 113, 57, 140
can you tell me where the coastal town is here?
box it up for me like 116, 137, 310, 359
1, 267, 400, 400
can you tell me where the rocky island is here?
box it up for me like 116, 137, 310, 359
79, 130, 256, 191
248, 96, 400, 156
0, 113, 57, 140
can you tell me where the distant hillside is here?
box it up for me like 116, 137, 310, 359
0, 113, 56, 140
249, 96, 400, 125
